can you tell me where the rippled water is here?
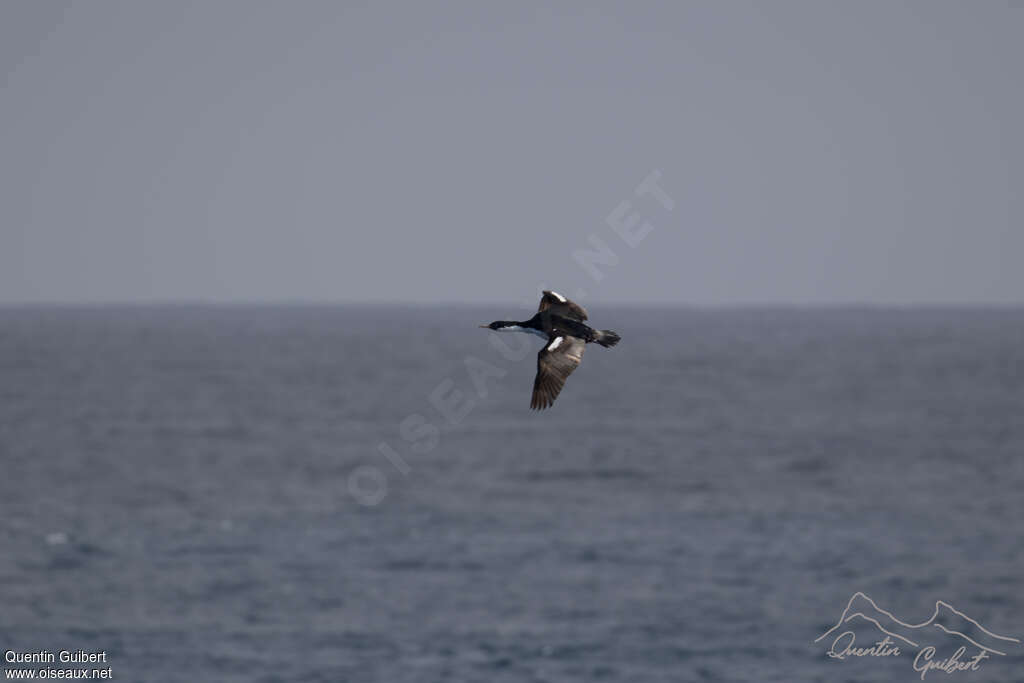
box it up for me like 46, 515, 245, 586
1, 306, 1022, 682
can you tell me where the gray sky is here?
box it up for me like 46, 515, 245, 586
2, 2, 1021, 305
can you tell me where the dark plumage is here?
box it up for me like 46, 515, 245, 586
480, 290, 621, 410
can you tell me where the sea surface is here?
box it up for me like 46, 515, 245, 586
1, 305, 1023, 682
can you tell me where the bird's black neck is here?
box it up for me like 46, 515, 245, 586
494, 319, 532, 329
495, 314, 542, 330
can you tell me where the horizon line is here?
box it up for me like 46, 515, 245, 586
2, 298, 1024, 310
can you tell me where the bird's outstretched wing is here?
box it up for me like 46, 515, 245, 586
530, 334, 585, 410
537, 290, 588, 321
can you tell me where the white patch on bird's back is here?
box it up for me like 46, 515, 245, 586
550, 291, 567, 302
547, 336, 563, 351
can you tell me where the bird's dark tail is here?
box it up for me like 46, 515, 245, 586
595, 329, 621, 348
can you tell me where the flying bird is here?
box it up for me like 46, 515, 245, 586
480, 290, 621, 410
